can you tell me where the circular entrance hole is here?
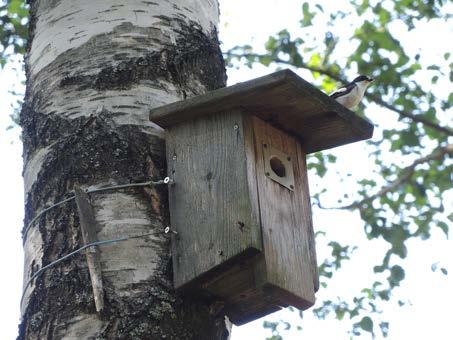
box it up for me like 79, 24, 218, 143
269, 156, 286, 178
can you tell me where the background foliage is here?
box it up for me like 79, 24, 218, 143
1, 0, 27, 125
0, 0, 27, 67
1, 0, 451, 338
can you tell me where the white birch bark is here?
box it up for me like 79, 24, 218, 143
20, 1, 228, 338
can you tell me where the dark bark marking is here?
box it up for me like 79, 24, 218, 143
21, 109, 165, 232
57, 20, 226, 95
48, 9, 83, 25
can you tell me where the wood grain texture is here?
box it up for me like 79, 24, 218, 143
242, 114, 263, 251
296, 143, 319, 292
251, 116, 315, 309
166, 110, 262, 289
74, 187, 104, 312
150, 69, 373, 153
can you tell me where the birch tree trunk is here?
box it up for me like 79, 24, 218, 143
19, 1, 227, 339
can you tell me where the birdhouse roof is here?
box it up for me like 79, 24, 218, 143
149, 69, 373, 153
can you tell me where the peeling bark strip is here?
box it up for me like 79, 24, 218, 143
20, 1, 229, 339
74, 187, 104, 313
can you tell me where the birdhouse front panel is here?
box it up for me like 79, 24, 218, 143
246, 115, 318, 308
165, 110, 263, 290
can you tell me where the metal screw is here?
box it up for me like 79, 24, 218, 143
233, 124, 239, 130
164, 226, 178, 235
163, 177, 175, 185
217, 250, 223, 256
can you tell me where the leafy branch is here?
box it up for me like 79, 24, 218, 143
317, 144, 453, 210
368, 94, 453, 136
225, 50, 453, 136
225, 50, 342, 81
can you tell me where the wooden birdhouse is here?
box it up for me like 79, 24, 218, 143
149, 70, 373, 325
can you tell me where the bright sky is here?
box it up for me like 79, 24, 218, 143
0, 1, 452, 339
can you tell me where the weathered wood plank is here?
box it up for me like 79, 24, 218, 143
150, 69, 373, 153
166, 110, 263, 289
203, 254, 281, 325
296, 143, 319, 292
251, 116, 315, 309
74, 187, 104, 312
242, 113, 263, 250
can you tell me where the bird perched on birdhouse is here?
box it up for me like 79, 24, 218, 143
330, 75, 374, 109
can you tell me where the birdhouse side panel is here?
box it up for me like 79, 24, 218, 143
165, 110, 263, 289
250, 115, 315, 308
296, 142, 319, 291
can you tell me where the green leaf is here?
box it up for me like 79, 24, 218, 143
389, 265, 405, 287
301, 2, 316, 26
448, 212, 453, 222
258, 55, 273, 66
359, 316, 374, 332
378, 7, 392, 25
427, 64, 441, 71
7, 0, 23, 15
315, 4, 324, 12
380, 321, 389, 337
437, 221, 449, 237
265, 37, 277, 51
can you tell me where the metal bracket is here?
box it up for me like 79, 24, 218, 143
263, 143, 295, 191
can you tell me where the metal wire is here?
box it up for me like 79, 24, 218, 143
20, 232, 154, 309
20, 177, 173, 310
22, 179, 171, 241
22, 196, 76, 240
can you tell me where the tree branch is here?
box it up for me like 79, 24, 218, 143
225, 51, 453, 136
367, 94, 453, 136
317, 144, 453, 210
225, 51, 342, 81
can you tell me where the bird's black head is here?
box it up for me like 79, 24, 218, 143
353, 75, 374, 83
